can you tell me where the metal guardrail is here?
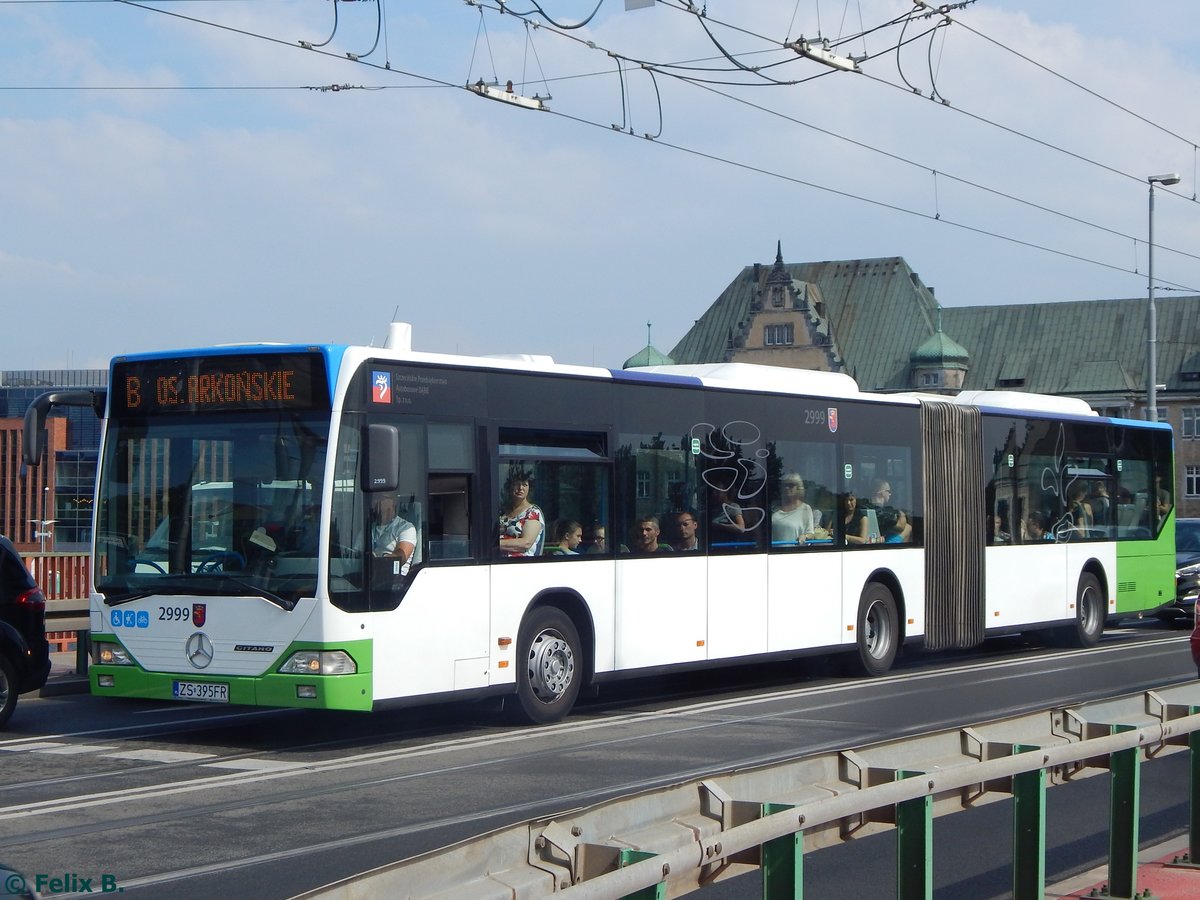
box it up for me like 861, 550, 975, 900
298, 682, 1200, 900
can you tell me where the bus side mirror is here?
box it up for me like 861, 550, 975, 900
365, 424, 400, 493
22, 403, 47, 466
23, 390, 106, 467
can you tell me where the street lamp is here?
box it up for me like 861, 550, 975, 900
36, 521, 54, 553
1147, 172, 1181, 422
27, 518, 54, 552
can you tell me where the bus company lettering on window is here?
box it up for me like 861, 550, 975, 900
371, 371, 451, 406
124, 370, 296, 409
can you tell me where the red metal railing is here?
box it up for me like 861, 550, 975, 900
18, 551, 90, 601
19, 552, 91, 655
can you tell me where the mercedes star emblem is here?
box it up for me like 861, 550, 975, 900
185, 632, 214, 669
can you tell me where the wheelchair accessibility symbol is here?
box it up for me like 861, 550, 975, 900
110, 610, 151, 629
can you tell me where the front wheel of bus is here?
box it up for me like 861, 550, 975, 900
515, 607, 581, 725
855, 583, 899, 677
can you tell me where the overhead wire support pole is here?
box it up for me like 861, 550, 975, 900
1147, 172, 1181, 422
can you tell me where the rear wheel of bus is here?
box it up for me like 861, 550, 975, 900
514, 606, 582, 724
1063, 571, 1105, 648
855, 582, 899, 677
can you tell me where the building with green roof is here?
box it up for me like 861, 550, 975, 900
665, 243, 1200, 515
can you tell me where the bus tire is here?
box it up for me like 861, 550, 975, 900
855, 582, 899, 677
514, 606, 581, 725
1064, 572, 1105, 648
0, 654, 17, 730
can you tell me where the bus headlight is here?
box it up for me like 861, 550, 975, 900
94, 643, 134, 666
278, 650, 357, 676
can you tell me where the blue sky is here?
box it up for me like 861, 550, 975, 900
2, 0, 1199, 371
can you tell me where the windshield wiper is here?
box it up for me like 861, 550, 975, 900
102, 590, 155, 607
102, 576, 202, 605
217, 577, 296, 611
101, 575, 296, 611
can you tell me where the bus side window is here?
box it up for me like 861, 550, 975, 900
428, 475, 472, 560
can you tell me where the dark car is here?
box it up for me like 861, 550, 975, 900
0, 536, 50, 729
1192, 599, 1200, 676
1165, 518, 1200, 622
0, 861, 39, 898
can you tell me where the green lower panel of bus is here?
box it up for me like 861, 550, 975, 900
1115, 539, 1174, 614
88, 638, 374, 712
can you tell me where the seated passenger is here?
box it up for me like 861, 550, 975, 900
1024, 512, 1052, 542
866, 479, 892, 509
547, 520, 583, 555
771, 473, 817, 545
841, 493, 869, 545
498, 467, 544, 557
628, 515, 674, 554
584, 524, 608, 554
1068, 483, 1094, 531
877, 507, 912, 544
991, 514, 1012, 544
1091, 482, 1112, 526
371, 495, 417, 574
709, 486, 746, 536
674, 510, 701, 552
1156, 488, 1172, 530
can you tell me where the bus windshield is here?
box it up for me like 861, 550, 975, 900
94, 411, 330, 606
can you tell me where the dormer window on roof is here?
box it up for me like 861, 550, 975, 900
764, 323, 794, 346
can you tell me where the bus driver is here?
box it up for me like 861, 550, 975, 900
371, 495, 417, 575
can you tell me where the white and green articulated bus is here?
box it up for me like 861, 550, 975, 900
23, 323, 1176, 723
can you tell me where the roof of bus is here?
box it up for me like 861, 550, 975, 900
112, 343, 350, 369
110, 338, 1171, 430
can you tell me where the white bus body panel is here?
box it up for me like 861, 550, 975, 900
840, 550, 926, 645
99, 596, 318, 676
1067, 543, 1116, 617
369, 567, 491, 699
707, 554, 769, 659
766, 552, 843, 652
615, 556, 706, 670
984, 544, 1068, 629
979, 544, 1112, 629
489, 558, 618, 677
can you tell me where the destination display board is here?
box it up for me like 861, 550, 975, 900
112, 353, 329, 416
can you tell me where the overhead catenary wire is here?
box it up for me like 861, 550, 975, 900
300, 0, 339, 50
345, 0, 383, 61
466, 4, 500, 87
542, 99, 1199, 292
54, 0, 1200, 276
926, 18, 949, 104
512, 0, 605, 31
644, 0, 1200, 208
38, 0, 1200, 294
946, 11, 1200, 152
520, 19, 553, 100
44, 0, 1196, 215
649, 68, 1200, 267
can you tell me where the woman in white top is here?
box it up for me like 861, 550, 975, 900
771, 473, 816, 545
